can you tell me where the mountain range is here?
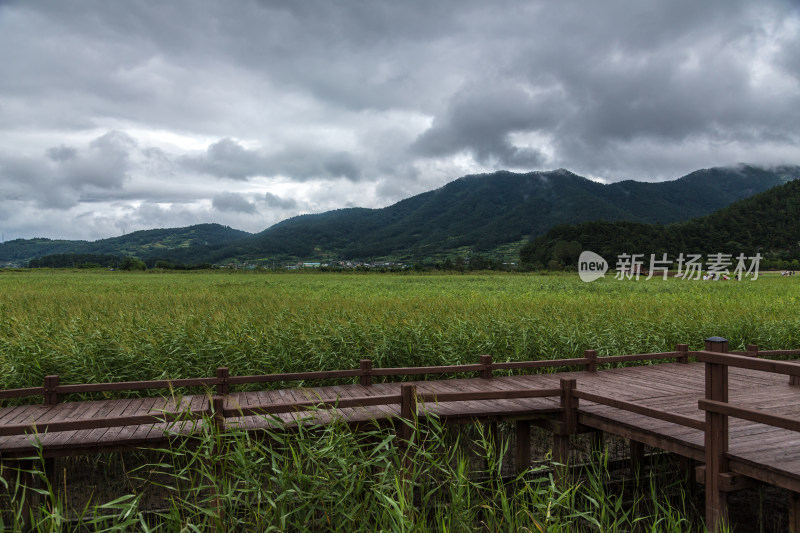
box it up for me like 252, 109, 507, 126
2, 163, 799, 266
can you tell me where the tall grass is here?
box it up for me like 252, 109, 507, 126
0, 270, 792, 530
0, 270, 798, 390
0, 411, 706, 532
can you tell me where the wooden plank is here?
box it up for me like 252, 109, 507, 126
284, 387, 348, 425
420, 388, 561, 403
416, 379, 526, 419
474, 376, 562, 412
0, 404, 55, 425
44, 400, 121, 449
328, 385, 384, 424
333, 383, 396, 422
16, 402, 85, 431
72, 399, 138, 449
728, 457, 800, 494
98, 398, 148, 445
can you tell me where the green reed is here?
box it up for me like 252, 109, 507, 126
0, 411, 707, 532
1, 270, 799, 390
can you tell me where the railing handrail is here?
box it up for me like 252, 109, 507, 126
3, 343, 798, 406
574, 390, 705, 431
699, 398, 800, 434
0, 347, 699, 403
0, 385, 566, 437
695, 350, 800, 377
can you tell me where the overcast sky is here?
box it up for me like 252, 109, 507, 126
1, 0, 798, 241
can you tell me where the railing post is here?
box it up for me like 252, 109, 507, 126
43, 375, 59, 405
216, 367, 229, 396
746, 344, 759, 358
359, 359, 373, 386
554, 378, 577, 485
209, 395, 226, 527
479, 355, 493, 379
399, 384, 417, 443
560, 378, 578, 434
630, 440, 645, 475
212, 396, 226, 432
676, 343, 689, 364
704, 336, 730, 532
704, 336, 729, 353
790, 492, 800, 533
584, 350, 597, 372
398, 384, 417, 478
516, 420, 531, 473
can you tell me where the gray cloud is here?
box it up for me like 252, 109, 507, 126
0, 130, 135, 209
212, 192, 257, 214
262, 192, 297, 210
0, 0, 797, 239
182, 138, 363, 181
184, 139, 266, 181
411, 85, 556, 168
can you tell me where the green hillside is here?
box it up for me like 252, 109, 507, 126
521, 177, 800, 270
0, 224, 251, 264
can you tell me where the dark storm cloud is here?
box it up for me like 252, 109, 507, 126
411, 85, 557, 167
410, 0, 800, 178
0, 0, 797, 239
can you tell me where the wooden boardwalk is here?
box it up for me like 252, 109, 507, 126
3, 340, 800, 530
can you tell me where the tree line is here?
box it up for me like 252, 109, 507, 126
520, 179, 800, 271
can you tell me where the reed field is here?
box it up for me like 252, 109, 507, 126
0, 269, 798, 390
1, 269, 798, 531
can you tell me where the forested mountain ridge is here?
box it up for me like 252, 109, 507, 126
161, 164, 798, 264
520, 176, 800, 269
0, 224, 250, 264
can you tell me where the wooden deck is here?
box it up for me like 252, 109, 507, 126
2, 360, 800, 492
3, 343, 800, 531
0, 375, 564, 456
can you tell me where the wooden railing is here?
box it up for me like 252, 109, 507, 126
0, 344, 694, 406
1, 341, 796, 441
2, 341, 798, 443
695, 348, 800, 532
5, 339, 800, 531
0, 343, 697, 446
